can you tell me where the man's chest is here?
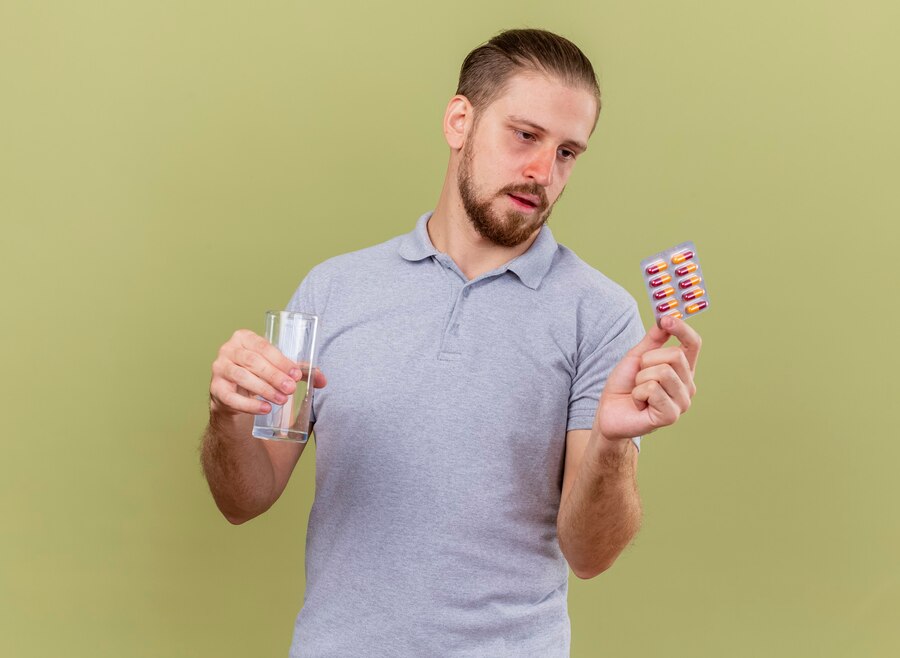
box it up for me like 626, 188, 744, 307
308, 272, 578, 488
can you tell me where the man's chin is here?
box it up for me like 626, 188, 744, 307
475, 214, 544, 248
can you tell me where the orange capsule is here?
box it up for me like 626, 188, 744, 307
675, 262, 698, 277
679, 274, 702, 289
653, 285, 675, 300
672, 249, 694, 264
646, 259, 668, 275
649, 273, 672, 287
682, 287, 705, 301
686, 300, 708, 314
656, 299, 678, 313
665, 310, 684, 320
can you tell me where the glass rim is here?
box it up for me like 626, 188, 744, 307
265, 309, 318, 321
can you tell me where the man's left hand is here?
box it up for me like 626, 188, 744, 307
595, 315, 702, 442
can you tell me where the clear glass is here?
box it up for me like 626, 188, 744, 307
252, 310, 318, 443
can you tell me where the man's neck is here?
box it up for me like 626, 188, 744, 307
428, 180, 540, 281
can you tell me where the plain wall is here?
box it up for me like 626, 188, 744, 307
1, 1, 897, 656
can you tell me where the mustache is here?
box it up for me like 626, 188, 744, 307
498, 184, 548, 210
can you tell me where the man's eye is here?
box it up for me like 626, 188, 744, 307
558, 148, 576, 160
516, 130, 536, 141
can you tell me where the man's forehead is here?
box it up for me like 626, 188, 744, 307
486, 72, 597, 144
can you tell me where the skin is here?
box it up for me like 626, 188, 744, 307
201, 71, 702, 581
427, 71, 593, 279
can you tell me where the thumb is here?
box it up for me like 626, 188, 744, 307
625, 322, 670, 358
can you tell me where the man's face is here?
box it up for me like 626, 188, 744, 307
456, 72, 597, 248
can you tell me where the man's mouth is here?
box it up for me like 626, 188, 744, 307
507, 193, 540, 210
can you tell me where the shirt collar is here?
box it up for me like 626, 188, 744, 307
398, 211, 559, 290
397, 212, 441, 262
504, 221, 558, 290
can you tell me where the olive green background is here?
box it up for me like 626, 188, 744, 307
2, 1, 897, 656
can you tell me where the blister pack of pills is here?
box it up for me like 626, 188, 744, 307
640, 241, 709, 323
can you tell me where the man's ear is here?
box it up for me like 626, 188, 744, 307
443, 95, 473, 150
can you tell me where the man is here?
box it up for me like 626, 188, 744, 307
202, 28, 701, 657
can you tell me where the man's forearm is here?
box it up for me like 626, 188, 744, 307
200, 411, 277, 524
557, 434, 642, 579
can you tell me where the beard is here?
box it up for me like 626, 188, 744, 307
456, 142, 560, 248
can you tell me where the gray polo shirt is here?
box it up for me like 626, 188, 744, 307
287, 212, 644, 658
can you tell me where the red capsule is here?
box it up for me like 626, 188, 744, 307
649, 273, 672, 287
682, 287, 705, 301
679, 274, 702, 289
686, 300, 708, 314
672, 249, 694, 264
653, 285, 675, 300
656, 299, 678, 313
675, 262, 698, 277
645, 259, 668, 275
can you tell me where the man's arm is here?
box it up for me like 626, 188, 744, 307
557, 315, 701, 578
201, 411, 306, 525
557, 429, 641, 579
200, 329, 326, 525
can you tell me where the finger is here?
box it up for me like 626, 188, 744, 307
635, 364, 692, 413
294, 363, 328, 389
632, 380, 680, 426
632, 380, 665, 411
640, 347, 695, 395
237, 330, 301, 379
233, 347, 298, 397
659, 315, 702, 372
210, 381, 272, 415
223, 362, 288, 404
625, 323, 671, 359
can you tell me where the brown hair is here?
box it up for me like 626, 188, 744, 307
456, 29, 601, 120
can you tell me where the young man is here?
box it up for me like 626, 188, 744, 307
202, 29, 701, 657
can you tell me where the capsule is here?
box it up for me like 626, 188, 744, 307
686, 300, 708, 314
672, 249, 694, 264
679, 274, 702, 289
665, 310, 684, 320
675, 262, 698, 277
649, 273, 672, 287
653, 285, 675, 300
682, 287, 705, 301
656, 299, 678, 313
646, 259, 668, 275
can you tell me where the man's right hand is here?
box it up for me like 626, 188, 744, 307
209, 329, 328, 419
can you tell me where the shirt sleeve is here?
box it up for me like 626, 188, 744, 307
285, 267, 323, 425
566, 299, 646, 451
286, 269, 316, 316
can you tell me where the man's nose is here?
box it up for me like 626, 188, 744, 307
523, 147, 556, 188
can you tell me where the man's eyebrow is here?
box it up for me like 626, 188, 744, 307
506, 115, 588, 153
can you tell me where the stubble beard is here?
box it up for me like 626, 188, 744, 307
456, 142, 559, 248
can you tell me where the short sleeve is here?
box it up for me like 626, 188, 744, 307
286, 269, 317, 317
567, 300, 646, 450
284, 266, 325, 425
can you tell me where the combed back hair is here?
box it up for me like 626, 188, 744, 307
456, 29, 601, 119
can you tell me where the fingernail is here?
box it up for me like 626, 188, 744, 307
289, 368, 301, 380
661, 316, 673, 330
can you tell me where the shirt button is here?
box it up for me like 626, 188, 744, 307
462, 288, 470, 297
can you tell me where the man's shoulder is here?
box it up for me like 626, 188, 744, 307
305, 232, 406, 284
546, 243, 645, 354
547, 242, 637, 311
